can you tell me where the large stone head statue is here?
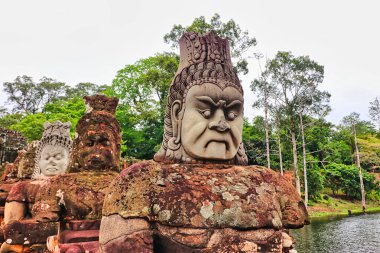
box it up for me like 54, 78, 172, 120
154, 31, 248, 165
69, 94, 121, 172
33, 121, 72, 179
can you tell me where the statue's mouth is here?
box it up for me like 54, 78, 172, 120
205, 140, 230, 150
46, 166, 58, 171
87, 156, 106, 168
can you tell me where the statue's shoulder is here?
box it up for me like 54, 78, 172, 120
102, 160, 159, 218
7, 179, 39, 203
245, 166, 310, 228
119, 160, 158, 178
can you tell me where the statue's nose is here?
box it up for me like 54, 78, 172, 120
48, 157, 57, 165
209, 115, 231, 132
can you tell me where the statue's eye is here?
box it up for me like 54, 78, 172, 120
199, 109, 211, 118
55, 154, 62, 160
226, 111, 237, 120
102, 140, 110, 146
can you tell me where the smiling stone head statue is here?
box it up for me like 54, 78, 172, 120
154, 31, 248, 165
32, 121, 72, 179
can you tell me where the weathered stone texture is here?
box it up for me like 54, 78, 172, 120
155, 226, 284, 253
154, 31, 247, 165
100, 230, 153, 253
32, 171, 118, 222
103, 161, 308, 230
2, 220, 59, 244
1, 152, 24, 181
98, 31, 307, 252
0, 128, 27, 165
17, 141, 39, 179
68, 95, 121, 173
33, 121, 72, 179
6, 180, 42, 205
100, 161, 308, 252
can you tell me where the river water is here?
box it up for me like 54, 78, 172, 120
291, 212, 380, 253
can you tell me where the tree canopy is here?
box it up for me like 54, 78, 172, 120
164, 13, 256, 75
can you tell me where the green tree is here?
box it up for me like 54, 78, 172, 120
6, 97, 86, 140
39, 77, 68, 104
0, 113, 24, 129
251, 60, 278, 169
342, 112, 367, 210
242, 116, 276, 166
110, 53, 179, 159
3, 75, 68, 114
9, 113, 47, 140
337, 164, 377, 199
323, 163, 379, 199
305, 158, 324, 200
323, 164, 342, 196
369, 97, 380, 129
65, 82, 109, 99
0, 106, 7, 117
357, 137, 380, 170
43, 97, 86, 137
163, 13, 256, 75
263, 51, 325, 196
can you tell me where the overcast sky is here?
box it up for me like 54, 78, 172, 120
0, 0, 379, 124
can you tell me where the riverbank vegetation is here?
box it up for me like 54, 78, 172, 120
1, 14, 379, 213
308, 195, 380, 219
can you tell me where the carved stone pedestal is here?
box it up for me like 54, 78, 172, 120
1, 220, 59, 253
100, 161, 309, 252
47, 220, 101, 253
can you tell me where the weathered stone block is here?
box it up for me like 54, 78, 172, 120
3, 220, 59, 244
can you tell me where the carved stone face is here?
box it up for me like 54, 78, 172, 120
177, 83, 243, 160
77, 129, 118, 170
38, 145, 69, 177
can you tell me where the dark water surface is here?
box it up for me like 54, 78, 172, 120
291, 212, 380, 253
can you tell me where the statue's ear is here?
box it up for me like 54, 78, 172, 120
171, 100, 183, 141
43, 122, 51, 129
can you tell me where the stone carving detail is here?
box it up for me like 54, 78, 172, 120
69, 94, 121, 172
32, 121, 72, 179
0, 128, 27, 165
155, 31, 247, 165
99, 32, 308, 253
17, 141, 39, 179
0, 141, 39, 182
0, 123, 71, 252
24, 95, 121, 253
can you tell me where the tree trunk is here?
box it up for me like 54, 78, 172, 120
299, 113, 308, 206
290, 116, 301, 195
276, 124, 283, 176
353, 124, 366, 211
264, 99, 271, 169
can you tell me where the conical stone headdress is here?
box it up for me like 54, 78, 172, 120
32, 121, 72, 179
68, 94, 121, 172
154, 31, 247, 165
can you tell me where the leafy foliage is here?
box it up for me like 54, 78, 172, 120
1, 80, 104, 140
110, 53, 179, 159
65, 82, 109, 99
9, 113, 47, 140
0, 113, 24, 129
369, 97, 380, 129
164, 13, 256, 75
306, 162, 324, 199
243, 117, 267, 165
3, 75, 68, 114
323, 164, 379, 199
